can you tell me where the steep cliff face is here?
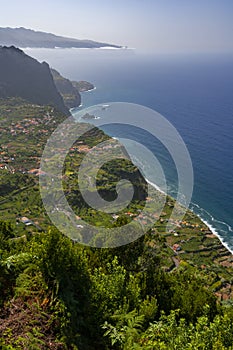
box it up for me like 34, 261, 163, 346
51, 69, 97, 108
51, 68, 81, 109
0, 46, 69, 115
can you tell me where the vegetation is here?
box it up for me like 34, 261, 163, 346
0, 98, 233, 349
1, 224, 233, 349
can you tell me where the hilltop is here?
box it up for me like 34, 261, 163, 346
0, 27, 122, 49
0, 46, 95, 112
0, 46, 69, 115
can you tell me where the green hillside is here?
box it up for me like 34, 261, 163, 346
1, 98, 233, 349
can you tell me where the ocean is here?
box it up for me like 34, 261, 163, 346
25, 48, 233, 251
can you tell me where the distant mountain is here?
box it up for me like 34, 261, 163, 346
0, 27, 122, 49
0, 46, 69, 115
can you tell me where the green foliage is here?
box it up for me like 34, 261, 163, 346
0, 221, 15, 255
0, 220, 232, 349
136, 308, 233, 349
103, 310, 145, 349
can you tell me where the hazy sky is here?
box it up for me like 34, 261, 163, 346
1, 0, 233, 53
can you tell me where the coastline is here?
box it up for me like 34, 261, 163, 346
82, 86, 96, 93
199, 218, 233, 255
69, 86, 96, 112
147, 178, 233, 255
146, 178, 166, 195
71, 93, 233, 256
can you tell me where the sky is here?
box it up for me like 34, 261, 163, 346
1, 0, 233, 53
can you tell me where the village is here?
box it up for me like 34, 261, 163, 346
0, 101, 213, 253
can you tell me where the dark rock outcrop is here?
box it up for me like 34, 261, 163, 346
0, 46, 69, 115
72, 81, 95, 92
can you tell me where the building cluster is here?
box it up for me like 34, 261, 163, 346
0, 113, 56, 173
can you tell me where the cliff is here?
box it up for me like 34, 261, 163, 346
0, 46, 69, 115
51, 68, 81, 109
0, 27, 122, 49
51, 69, 96, 108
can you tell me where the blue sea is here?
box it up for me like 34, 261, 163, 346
25, 48, 233, 251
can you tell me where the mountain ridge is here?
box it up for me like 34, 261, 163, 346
0, 46, 70, 115
0, 27, 122, 49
